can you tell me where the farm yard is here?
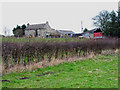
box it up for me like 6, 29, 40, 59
1, 37, 120, 88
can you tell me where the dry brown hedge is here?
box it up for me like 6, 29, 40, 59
2, 38, 120, 69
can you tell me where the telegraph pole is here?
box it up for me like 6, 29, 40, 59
4, 27, 7, 36
81, 21, 83, 33
4, 26, 10, 36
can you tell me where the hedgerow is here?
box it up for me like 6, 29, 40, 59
2, 38, 120, 69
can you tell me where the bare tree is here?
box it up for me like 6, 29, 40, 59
92, 10, 110, 29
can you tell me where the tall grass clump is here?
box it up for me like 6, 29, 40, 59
2, 38, 120, 69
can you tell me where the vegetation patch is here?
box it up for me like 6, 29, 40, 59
2, 38, 120, 71
1, 54, 118, 88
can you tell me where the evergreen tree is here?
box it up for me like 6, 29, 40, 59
13, 24, 27, 37
83, 28, 88, 32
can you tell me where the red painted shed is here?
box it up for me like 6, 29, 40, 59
93, 29, 103, 38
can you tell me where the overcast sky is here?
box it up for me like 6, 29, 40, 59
1, 2, 118, 35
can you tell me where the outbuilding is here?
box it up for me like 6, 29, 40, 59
82, 28, 103, 38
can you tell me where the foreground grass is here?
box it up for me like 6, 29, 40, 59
1, 54, 118, 88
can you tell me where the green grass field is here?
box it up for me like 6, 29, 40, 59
1, 54, 118, 88
2, 37, 84, 42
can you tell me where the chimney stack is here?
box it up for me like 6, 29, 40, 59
46, 21, 48, 24
27, 23, 30, 26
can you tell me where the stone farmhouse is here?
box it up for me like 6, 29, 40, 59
25, 21, 74, 38
25, 21, 59, 38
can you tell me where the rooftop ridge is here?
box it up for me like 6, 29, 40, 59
29, 23, 46, 26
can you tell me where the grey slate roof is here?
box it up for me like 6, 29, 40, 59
57, 30, 74, 34
88, 29, 96, 33
83, 28, 101, 34
76, 28, 101, 35
25, 23, 47, 30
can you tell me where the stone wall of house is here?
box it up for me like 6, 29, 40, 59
50, 29, 58, 34
37, 28, 59, 38
37, 29, 47, 37
25, 30, 36, 37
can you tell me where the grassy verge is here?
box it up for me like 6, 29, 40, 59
2, 37, 84, 42
1, 54, 118, 88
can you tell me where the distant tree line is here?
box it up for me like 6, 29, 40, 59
13, 24, 26, 37
92, 10, 119, 38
